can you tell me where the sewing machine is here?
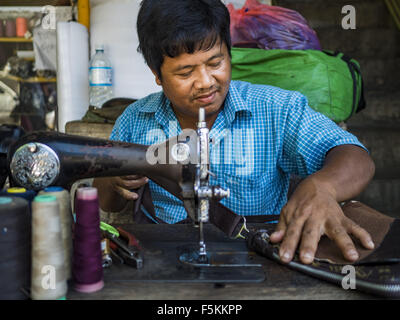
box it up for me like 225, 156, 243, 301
5, 108, 264, 282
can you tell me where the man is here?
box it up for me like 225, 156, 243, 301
93, 0, 376, 265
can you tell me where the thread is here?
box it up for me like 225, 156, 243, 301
38, 187, 73, 280
0, 196, 31, 300
31, 195, 67, 300
1, 188, 36, 210
16, 17, 28, 38
72, 187, 104, 293
5, 19, 16, 37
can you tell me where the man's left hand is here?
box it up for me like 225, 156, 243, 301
269, 176, 375, 264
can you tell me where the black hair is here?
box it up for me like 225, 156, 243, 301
137, 0, 231, 78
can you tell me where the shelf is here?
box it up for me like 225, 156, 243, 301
0, 37, 33, 43
2, 73, 56, 83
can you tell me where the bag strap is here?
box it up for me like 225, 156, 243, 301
338, 52, 367, 115
132, 184, 166, 224
209, 201, 280, 238
323, 50, 367, 118
132, 183, 280, 238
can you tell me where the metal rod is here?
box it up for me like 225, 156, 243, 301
198, 221, 208, 263
199, 107, 205, 123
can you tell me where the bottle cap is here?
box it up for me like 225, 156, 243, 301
95, 44, 105, 51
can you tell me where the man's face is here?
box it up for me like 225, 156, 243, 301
154, 41, 231, 125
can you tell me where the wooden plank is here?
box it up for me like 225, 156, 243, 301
65, 121, 114, 139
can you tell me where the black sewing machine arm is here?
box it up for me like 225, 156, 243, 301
7, 131, 184, 192
6, 122, 229, 223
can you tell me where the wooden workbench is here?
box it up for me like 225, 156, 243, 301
65, 223, 382, 301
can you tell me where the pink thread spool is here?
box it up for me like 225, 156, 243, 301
5, 19, 16, 38
72, 187, 104, 293
16, 17, 28, 38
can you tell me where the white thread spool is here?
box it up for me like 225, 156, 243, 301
39, 187, 73, 280
31, 195, 67, 300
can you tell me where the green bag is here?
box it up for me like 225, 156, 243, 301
231, 47, 366, 123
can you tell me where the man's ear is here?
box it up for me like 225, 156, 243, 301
151, 69, 162, 86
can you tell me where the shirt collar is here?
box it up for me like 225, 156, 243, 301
222, 81, 253, 125
154, 94, 175, 129
137, 93, 176, 130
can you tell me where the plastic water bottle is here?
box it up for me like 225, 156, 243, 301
89, 45, 113, 108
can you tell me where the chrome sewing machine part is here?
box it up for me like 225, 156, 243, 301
193, 108, 230, 263
10, 142, 60, 190
195, 107, 209, 262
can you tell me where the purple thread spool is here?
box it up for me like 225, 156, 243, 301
5, 19, 16, 38
72, 187, 104, 293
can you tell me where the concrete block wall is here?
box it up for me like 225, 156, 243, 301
276, 0, 400, 217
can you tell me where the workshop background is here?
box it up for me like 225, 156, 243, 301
0, 0, 399, 219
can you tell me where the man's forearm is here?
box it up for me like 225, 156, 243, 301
92, 177, 128, 212
309, 145, 375, 202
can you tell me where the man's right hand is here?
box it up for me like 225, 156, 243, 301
93, 175, 149, 212
109, 175, 149, 201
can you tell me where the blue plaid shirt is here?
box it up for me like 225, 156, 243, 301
110, 80, 367, 224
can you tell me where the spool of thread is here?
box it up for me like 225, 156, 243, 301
0, 196, 31, 300
0, 20, 5, 37
72, 187, 104, 293
1, 188, 36, 210
5, 19, 16, 37
16, 17, 28, 38
38, 187, 72, 280
31, 195, 67, 300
